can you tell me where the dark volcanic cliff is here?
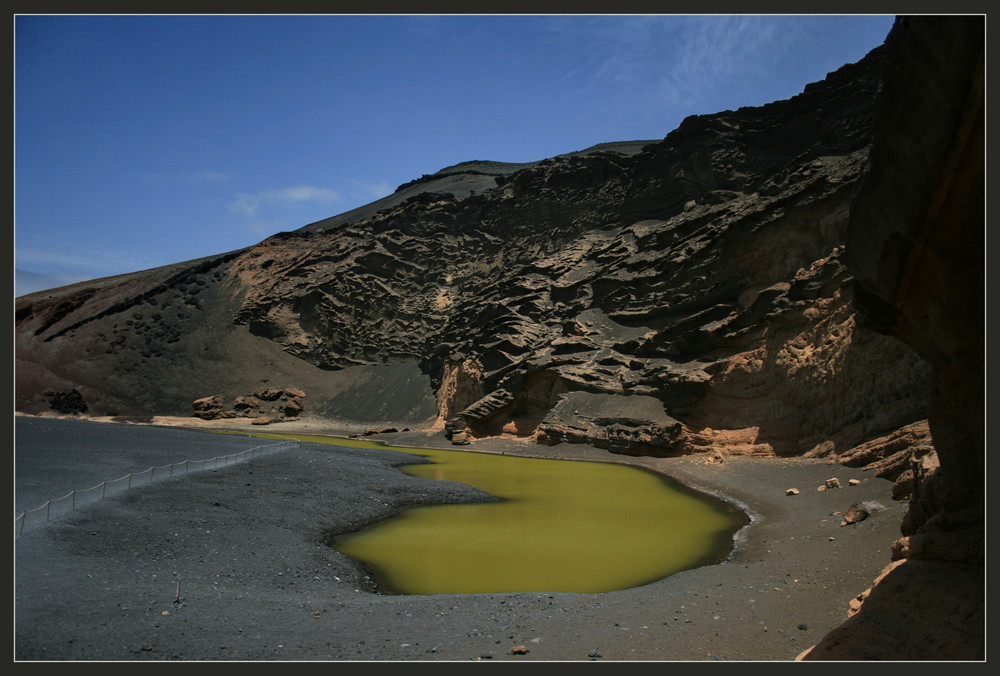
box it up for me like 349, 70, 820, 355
799, 15, 984, 660
17, 43, 928, 460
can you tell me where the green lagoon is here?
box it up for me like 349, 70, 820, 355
257, 433, 747, 595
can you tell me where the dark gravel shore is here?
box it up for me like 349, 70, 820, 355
14, 416, 907, 662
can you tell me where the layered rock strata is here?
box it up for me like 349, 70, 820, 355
16, 42, 931, 459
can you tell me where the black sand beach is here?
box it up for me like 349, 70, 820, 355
14, 416, 907, 661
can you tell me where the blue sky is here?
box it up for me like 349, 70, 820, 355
13, 13, 896, 296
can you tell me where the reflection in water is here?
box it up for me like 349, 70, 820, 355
266, 434, 747, 595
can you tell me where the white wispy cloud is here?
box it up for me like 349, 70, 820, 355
228, 185, 342, 218
662, 16, 784, 108
547, 15, 796, 120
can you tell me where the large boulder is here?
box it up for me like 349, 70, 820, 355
191, 394, 223, 420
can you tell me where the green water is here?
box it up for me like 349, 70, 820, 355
251, 433, 747, 595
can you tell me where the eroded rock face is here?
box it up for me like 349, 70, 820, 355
175, 44, 927, 457
432, 358, 486, 432
798, 16, 984, 661
15, 39, 933, 459
827, 420, 935, 499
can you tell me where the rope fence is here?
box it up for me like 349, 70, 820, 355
15, 439, 297, 538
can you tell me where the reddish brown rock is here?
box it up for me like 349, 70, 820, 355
233, 396, 259, 415
283, 398, 304, 417
191, 394, 223, 420
833, 420, 934, 481
192, 389, 306, 423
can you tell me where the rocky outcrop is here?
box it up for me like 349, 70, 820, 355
16, 37, 934, 458
825, 420, 935, 499
17, 44, 930, 457
534, 391, 685, 454
192, 394, 224, 420
798, 16, 984, 661
189, 44, 925, 458
18, 42, 932, 458
192, 388, 306, 423
432, 358, 486, 433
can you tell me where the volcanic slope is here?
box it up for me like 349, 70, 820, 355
15, 44, 930, 461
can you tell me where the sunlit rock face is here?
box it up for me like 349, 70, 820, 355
16, 37, 928, 460
797, 15, 984, 661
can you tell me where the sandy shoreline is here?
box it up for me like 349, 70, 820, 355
15, 414, 907, 661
